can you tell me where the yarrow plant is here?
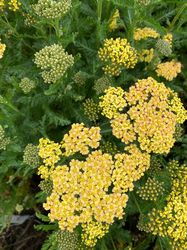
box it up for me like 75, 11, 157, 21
0, 1, 187, 249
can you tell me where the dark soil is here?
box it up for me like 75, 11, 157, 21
0, 216, 47, 250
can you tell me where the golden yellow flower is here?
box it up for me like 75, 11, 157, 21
99, 87, 126, 119
134, 27, 159, 41
108, 9, 120, 31
61, 123, 101, 156
8, 0, 21, 11
98, 38, 137, 76
138, 48, 154, 63
0, 41, 6, 59
156, 60, 182, 81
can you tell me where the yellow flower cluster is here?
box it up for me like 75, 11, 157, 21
8, 0, 20, 11
99, 87, 126, 119
43, 150, 128, 231
83, 99, 100, 122
134, 27, 159, 41
38, 138, 62, 167
163, 33, 172, 47
62, 123, 101, 156
142, 166, 187, 249
82, 222, 109, 247
156, 60, 182, 81
111, 114, 136, 144
112, 145, 150, 193
0, 0, 20, 11
0, 40, 6, 59
137, 177, 165, 201
168, 92, 187, 123
108, 10, 120, 32
0, 0, 5, 10
100, 77, 187, 154
98, 38, 137, 76
138, 48, 154, 63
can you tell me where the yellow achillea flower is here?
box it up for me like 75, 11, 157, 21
108, 9, 120, 31
134, 27, 159, 41
112, 144, 150, 193
38, 138, 62, 167
99, 87, 127, 119
111, 113, 136, 144
8, 0, 21, 11
140, 164, 187, 250
0, 0, 5, 10
138, 48, 154, 63
100, 77, 187, 154
156, 60, 182, 81
43, 150, 128, 231
98, 38, 137, 76
0, 40, 6, 59
61, 123, 101, 156
82, 222, 109, 247
163, 33, 172, 47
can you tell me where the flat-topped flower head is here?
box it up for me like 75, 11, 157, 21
156, 60, 182, 81
0, 40, 6, 59
98, 38, 137, 76
100, 77, 187, 154
134, 27, 159, 41
61, 123, 101, 156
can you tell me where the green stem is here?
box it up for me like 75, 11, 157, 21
131, 192, 142, 214
168, 3, 187, 31
110, 235, 117, 250
96, 0, 103, 43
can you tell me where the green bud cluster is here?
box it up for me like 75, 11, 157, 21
174, 124, 184, 140
149, 155, 162, 174
167, 160, 187, 179
23, 143, 40, 168
155, 39, 172, 57
33, 0, 71, 19
39, 179, 53, 196
73, 71, 87, 85
55, 230, 81, 250
34, 44, 74, 84
0, 125, 10, 150
23, 13, 36, 26
100, 141, 119, 155
94, 76, 111, 95
136, 0, 150, 5
137, 177, 165, 201
19, 77, 35, 93
83, 99, 99, 122
0, 95, 8, 104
